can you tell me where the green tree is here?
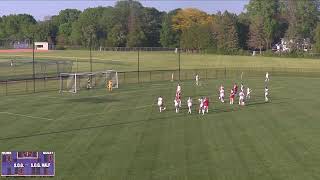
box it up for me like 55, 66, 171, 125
212, 11, 239, 53
160, 9, 180, 48
248, 16, 265, 53
181, 23, 213, 52
246, 0, 280, 49
314, 23, 320, 53
281, 0, 319, 40
140, 7, 163, 47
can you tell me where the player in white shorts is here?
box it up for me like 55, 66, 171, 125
246, 87, 252, 100
198, 97, 204, 114
265, 72, 269, 82
239, 91, 245, 105
219, 86, 225, 103
202, 97, 209, 114
187, 97, 192, 114
265, 86, 269, 102
240, 83, 244, 92
195, 74, 199, 86
157, 96, 166, 112
174, 98, 180, 113
176, 83, 181, 93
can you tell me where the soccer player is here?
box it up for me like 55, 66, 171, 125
239, 91, 245, 105
87, 77, 92, 89
240, 83, 244, 92
246, 87, 252, 100
195, 74, 199, 86
176, 83, 181, 93
176, 91, 182, 107
157, 96, 166, 112
233, 83, 238, 97
198, 97, 204, 114
265, 72, 269, 82
203, 97, 209, 114
219, 85, 225, 103
174, 98, 180, 113
230, 89, 235, 104
187, 97, 192, 114
107, 80, 113, 92
265, 86, 269, 102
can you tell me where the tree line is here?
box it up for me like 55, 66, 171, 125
0, 0, 319, 53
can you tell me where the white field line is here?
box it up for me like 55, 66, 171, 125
72, 104, 154, 119
0, 54, 121, 62
0, 111, 54, 121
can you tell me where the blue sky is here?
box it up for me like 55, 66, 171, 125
0, 0, 249, 21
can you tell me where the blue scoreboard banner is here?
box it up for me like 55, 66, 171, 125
1, 151, 55, 177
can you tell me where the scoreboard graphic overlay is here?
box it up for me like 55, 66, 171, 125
1, 151, 55, 177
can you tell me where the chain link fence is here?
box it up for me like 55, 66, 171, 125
0, 67, 320, 96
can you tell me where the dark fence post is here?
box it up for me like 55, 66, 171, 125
5, 80, 8, 96
26, 80, 28, 92
224, 67, 227, 79
138, 49, 140, 83
32, 34, 35, 93
205, 69, 207, 80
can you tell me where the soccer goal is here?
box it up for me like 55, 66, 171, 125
59, 70, 119, 93
102, 70, 119, 88
59, 72, 96, 93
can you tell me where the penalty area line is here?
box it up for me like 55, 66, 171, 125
0, 111, 54, 121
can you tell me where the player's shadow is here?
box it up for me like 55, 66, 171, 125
0, 99, 289, 142
66, 96, 119, 104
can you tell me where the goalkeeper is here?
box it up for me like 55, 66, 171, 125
107, 80, 113, 92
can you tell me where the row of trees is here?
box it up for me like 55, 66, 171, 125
0, 0, 319, 53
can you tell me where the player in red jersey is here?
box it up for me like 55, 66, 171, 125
233, 83, 238, 97
175, 91, 181, 107
229, 89, 235, 104
202, 97, 209, 114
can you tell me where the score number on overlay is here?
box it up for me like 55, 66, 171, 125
1, 151, 55, 177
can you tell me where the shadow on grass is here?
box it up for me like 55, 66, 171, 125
66, 96, 119, 104
0, 98, 289, 141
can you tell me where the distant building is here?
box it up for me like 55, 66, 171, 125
34, 42, 53, 50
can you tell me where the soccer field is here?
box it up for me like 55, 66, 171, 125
1, 75, 320, 179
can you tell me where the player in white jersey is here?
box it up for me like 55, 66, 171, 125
176, 83, 181, 93
157, 96, 166, 112
198, 97, 204, 114
187, 97, 192, 114
265, 87, 269, 102
239, 91, 245, 105
219, 86, 225, 103
265, 72, 269, 82
246, 87, 252, 100
195, 74, 199, 86
174, 98, 180, 113
240, 83, 244, 92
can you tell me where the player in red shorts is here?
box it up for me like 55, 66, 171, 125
229, 89, 235, 104
175, 91, 182, 107
233, 83, 238, 97
202, 97, 209, 114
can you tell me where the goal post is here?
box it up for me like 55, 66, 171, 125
103, 70, 119, 88
59, 70, 119, 93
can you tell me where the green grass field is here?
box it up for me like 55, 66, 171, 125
1, 50, 320, 80
1, 75, 320, 179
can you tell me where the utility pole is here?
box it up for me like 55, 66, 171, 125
138, 48, 140, 83
178, 41, 181, 81
32, 33, 35, 93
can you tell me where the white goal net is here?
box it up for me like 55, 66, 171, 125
103, 70, 119, 88
59, 70, 118, 93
